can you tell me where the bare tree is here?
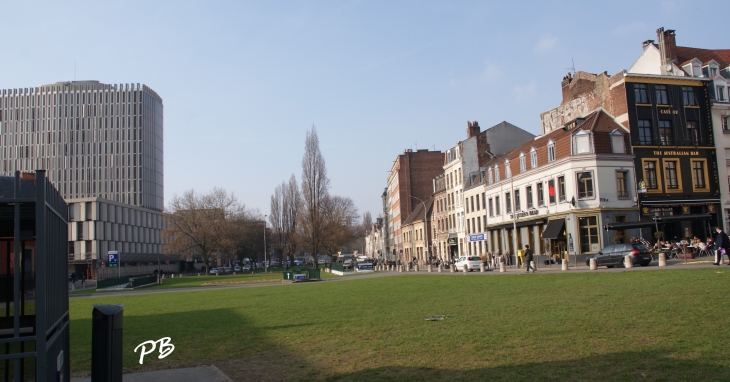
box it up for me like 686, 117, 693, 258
269, 183, 285, 263
282, 174, 300, 265
162, 188, 244, 275
362, 211, 373, 233
322, 195, 360, 258
298, 126, 330, 260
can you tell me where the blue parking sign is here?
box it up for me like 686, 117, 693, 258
108, 251, 119, 267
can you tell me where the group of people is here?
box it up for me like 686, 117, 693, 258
631, 226, 730, 265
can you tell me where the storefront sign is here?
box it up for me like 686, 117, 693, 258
447, 238, 457, 245
659, 108, 679, 115
468, 234, 485, 242
652, 150, 699, 156
509, 209, 539, 219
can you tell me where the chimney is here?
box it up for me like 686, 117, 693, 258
466, 121, 480, 138
657, 27, 678, 74
561, 72, 572, 103
642, 39, 655, 49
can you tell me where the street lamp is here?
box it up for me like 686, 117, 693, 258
264, 215, 268, 273
410, 195, 429, 263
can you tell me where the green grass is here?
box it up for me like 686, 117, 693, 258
68, 268, 730, 381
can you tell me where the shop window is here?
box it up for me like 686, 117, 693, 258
578, 216, 599, 253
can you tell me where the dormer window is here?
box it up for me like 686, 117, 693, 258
488, 168, 493, 184
547, 140, 556, 162
611, 130, 626, 154
495, 166, 500, 182
718, 86, 727, 101
711, 67, 718, 77
530, 147, 537, 168
519, 153, 526, 173
504, 160, 511, 179
574, 130, 591, 154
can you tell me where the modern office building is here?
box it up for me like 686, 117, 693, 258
0, 81, 164, 276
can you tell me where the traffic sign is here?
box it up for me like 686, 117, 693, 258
108, 251, 119, 267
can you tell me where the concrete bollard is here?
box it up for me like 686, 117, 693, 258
415, 265, 419, 272
561, 260, 568, 271
659, 253, 667, 267
450, 264, 455, 273
438, 264, 443, 273
480, 263, 485, 273
399, 265, 403, 273
197, 273, 200, 277
428, 264, 432, 273
589, 258, 597, 270
624, 255, 633, 268
462, 264, 468, 273
171, 274, 175, 278
499, 262, 505, 273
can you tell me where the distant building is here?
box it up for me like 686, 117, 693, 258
0, 81, 165, 277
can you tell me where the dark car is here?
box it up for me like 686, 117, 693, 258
586, 243, 652, 268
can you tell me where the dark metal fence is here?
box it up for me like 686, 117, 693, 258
0, 171, 69, 381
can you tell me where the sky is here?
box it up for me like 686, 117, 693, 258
1, 1, 727, 219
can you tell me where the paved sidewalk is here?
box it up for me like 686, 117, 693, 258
70, 365, 232, 382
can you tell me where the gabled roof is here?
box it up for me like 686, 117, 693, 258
675, 46, 730, 68
402, 197, 433, 226
481, 109, 628, 170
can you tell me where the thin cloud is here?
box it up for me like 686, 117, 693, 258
513, 81, 537, 100
534, 35, 558, 53
613, 21, 645, 35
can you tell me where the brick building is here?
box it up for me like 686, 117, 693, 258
539, 27, 723, 243
385, 149, 443, 260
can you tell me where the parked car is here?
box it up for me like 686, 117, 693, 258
223, 266, 233, 274
454, 256, 483, 271
234, 265, 241, 272
585, 243, 652, 268
242, 264, 251, 271
294, 259, 304, 266
209, 267, 221, 274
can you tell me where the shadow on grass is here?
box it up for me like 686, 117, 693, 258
320, 351, 728, 382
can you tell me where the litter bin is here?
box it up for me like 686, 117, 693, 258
92, 304, 124, 382
517, 250, 524, 268
307, 268, 320, 280
283, 270, 294, 280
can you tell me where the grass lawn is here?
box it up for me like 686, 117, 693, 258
68, 268, 730, 381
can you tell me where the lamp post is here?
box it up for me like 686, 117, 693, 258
264, 215, 268, 273
411, 195, 429, 263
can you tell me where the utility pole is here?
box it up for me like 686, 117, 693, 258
264, 215, 268, 273
511, 174, 518, 268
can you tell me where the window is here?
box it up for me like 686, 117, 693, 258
574, 131, 590, 154
717, 86, 727, 101
514, 189, 521, 211
558, 176, 566, 202
505, 160, 511, 178
611, 131, 625, 153
659, 121, 672, 145
691, 160, 708, 190
664, 160, 679, 190
655, 85, 668, 104
643, 160, 659, 189
526, 185, 533, 209
548, 179, 556, 204
547, 141, 556, 162
635, 84, 649, 103
577, 172, 594, 198
488, 168, 493, 184
495, 166, 500, 182
495, 196, 501, 215
723, 116, 730, 132
682, 87, 696, 106
710, 67, 718, 77
470, 196, 474, 212
505, 192, 512, 213
537, 182, 545, 206
519, 153, 526, 173
476, 194, 480, 211
530, 148, 537, 168
578, 216, 599, 253
616, 171, 629, 198
638, 120, 652, 145
488, 198, 494, 217
686, 121, 699, 145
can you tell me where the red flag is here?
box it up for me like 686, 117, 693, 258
549, 185, 555, 197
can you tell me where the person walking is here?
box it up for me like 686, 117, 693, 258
524, 245, 535, 273
714, 227, 730, 265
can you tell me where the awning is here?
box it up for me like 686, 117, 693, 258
641, 199, 720, 206
541, 219, 566, 239
657, 213, 712, 223
487, 218, 546, 231
605, 221, 656, 230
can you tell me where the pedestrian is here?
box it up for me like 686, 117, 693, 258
524, 245, 535, 273
714, 227, 730, 265
72, 272, 77, 284
81, 272, 86, 287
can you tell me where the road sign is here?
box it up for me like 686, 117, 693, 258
108, 251, 119, 267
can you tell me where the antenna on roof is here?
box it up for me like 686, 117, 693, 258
565, 58, 576, 76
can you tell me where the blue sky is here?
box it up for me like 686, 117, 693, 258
1, 1, 727, 218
